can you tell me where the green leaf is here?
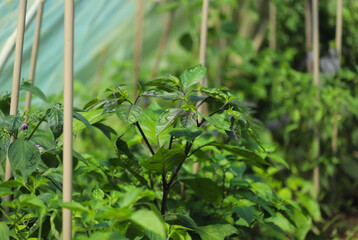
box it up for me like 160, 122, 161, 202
30, 134, 56, 150
169, 127, 202, 142
180, 110, 197, 128
180, 65, 206, 90
115, 138, 148, 186
181, 178, 222, 204
0, 188, 13, 197
0, 134, 10, 151
233, 205, 255, 225
61, 201, 86, 212
156, 108, 183, 137
141, 147, 186, 173
20, 82, 48, 102
0, 222, 10, 240
47, 106, 63, 139
130, 209, 166, 240
197, 224, 237, 240
116, 102, 143, 125
143, 78, 179, 92
93, 122, 116, 140
0, 93, 10, 115
197, 112, 230, 130
73, 109, 108, 133
92, 186, 105, 200
0, 115, 24, 135
73, 111, 96, 134
205, 142, 268, 166
8, 139, 41, 179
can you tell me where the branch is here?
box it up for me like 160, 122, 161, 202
25, 114, 46, 140
135, 122, 155, 156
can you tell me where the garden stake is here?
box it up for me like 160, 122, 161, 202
304, 0, 312, 73
312, 0, 320, 201
0, 0, 45, 74
194, 0, 209, 174
134, 0, 144, 97
332, 0, 342, 158
269, 1, 276, 50
151, 0, 174, 79
331, 0, 342, 206
63, 0, 74, 239
24, 0, 45, 122
3, 0, 27, 217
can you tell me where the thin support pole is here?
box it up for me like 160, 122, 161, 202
0, 0, 44, 74
305, 0, 312, 73
134, 0, 144, 97
63, 0, 74, 239
194, 0, 209, 175
312, 0, 320, 200
24, 0, 45, 122
269, 1, 276, 50
332, 0, 342, 157
3, 0, 27, 213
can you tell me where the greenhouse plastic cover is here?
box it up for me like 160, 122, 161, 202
0, 0, 164, 96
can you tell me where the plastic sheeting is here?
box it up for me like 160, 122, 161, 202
0, 0, 139, 95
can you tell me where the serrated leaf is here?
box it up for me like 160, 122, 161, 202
141, 147, 186, 173
8, 139, 41, 180
156, 108, 183, 137
180, 65, 206, 91
116, 102, 143, 124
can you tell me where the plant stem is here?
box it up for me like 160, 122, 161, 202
25, 114, 46, 141
135, 122, 155, 156
169, 100, 182, 150
161, 172, 167, 215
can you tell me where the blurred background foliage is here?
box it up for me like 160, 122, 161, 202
1, 0, 358, 238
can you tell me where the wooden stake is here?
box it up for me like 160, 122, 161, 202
269, 1, 276, 50
134, 0, 144, 97
335, 0, 342, 62
0, 0, 44, 74
3, 1, 27, 214
63, 0, 74, 239
194, 0, 210, 175
24, 0, 45, 122
312, 0, 320, 200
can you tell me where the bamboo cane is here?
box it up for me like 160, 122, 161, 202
269, 1, 276, 50
24, 0, 45, 122
63, 0, 74, 239
194, 0, 210, 175
332, 0, 342, 157
0, 0, 45, 74
134, 0, 144, 97
305, 0, 312, 73
312, 0, 320, 200
2, 1, 27, 216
